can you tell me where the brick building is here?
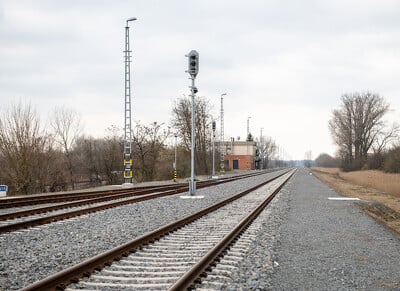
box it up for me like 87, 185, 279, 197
222, 140, 258, 170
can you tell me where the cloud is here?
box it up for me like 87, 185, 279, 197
1, 0, 400, 159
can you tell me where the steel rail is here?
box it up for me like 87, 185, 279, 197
0, 170, 268, 209
20, 169, 292, 291
169, 169, 295, 290
0, 186, 186, 234
0, 184, 183, 209
0, 185, 188, 221
0, 170, 276, 234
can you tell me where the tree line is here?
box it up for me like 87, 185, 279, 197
317, 92, 400, 172
0, 96, 278, 196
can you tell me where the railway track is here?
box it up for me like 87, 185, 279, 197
0, 184, 184, 209
0, 171, 276, 234
21, 169, 295, 290
0, 171, 268, 209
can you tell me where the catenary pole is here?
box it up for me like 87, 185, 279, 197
123, 17, 136, 185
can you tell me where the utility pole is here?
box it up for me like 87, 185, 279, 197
246, 116, 252, 156
123, 17, 136, 185
247, 116, 252, 140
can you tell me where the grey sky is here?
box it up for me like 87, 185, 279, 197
1, 0, 399, 160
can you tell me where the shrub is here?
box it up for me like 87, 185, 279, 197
384, 146, 400, 173
366, 152, 385, 170
315, 153, 340, 168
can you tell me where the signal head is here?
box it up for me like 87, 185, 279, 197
187, 50, 199, 78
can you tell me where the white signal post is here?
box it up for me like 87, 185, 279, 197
212, 120, 216, 177
186, 50, 199, 195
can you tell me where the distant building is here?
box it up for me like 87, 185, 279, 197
221, 140, 258, 170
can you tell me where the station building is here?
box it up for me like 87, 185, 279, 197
221, 140, 259, 170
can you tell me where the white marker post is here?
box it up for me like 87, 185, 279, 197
0, 185, 8, 197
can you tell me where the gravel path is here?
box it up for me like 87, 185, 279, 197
0, 170, 285, 290
222, 168, 400, 290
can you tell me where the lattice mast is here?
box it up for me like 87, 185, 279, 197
123, 18, 136, 184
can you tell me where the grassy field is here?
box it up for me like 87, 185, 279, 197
312, 167, 400, 236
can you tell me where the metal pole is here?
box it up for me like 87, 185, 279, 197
220, 93, 226, 173
246, 116, 251, 156
212, 121, 215, 177
277, 145, 280, 168
247, 116, 251, 140
123, 17, 136, 185
190, 77, 196, 195
260, 127, 263, 170
174, 134, 177, 182
186, 50, 198, 195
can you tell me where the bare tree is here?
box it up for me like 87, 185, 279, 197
372, 122, 400, 154
74, 136, 103, 185
259, 136, 276, 169
171, 95, 212, 175
304, 150, 313, 168
329, 92, 391, 170
102, 125, 124, 184
0, 103, 50, 195
71, 126, 124, 186
133, 121, 170, 181
50, 106, 82, 189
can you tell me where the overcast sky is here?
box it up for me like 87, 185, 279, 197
1, 1, 400, 160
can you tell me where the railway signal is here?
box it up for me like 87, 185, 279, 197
212, 120, 216, 177
187, 50, 199, 78
186, 50, 199, 195
173, 134, 178, 182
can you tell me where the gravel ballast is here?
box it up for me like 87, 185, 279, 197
0, 170, 285, 290
222, 168, 400, 290
2, 168, 399, 290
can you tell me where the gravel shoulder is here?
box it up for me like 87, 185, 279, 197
225, 168, 400, 290
312, 167, 400, 236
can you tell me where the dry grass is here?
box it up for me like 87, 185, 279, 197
313, 167, 400, 197
312, 167, 341, 175
340, 170, 400, 197
312, 167, 400, 236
